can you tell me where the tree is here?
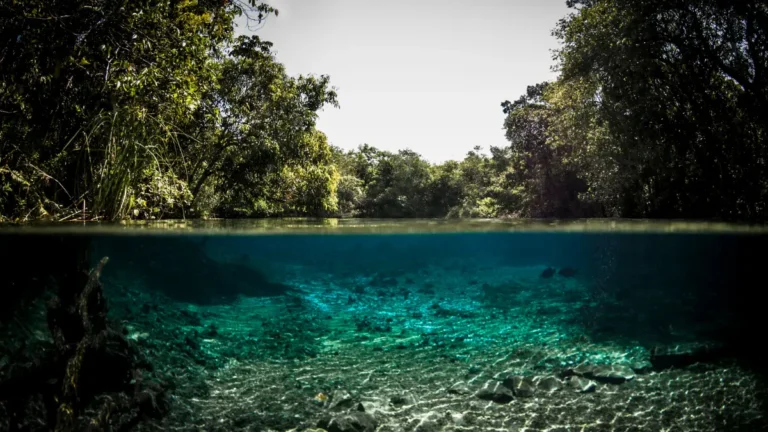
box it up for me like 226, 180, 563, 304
0, 0, 342, 221
552, 0, 768, 219
497, 84, 588, 217
0, 0, 253, 219
185, 35, 339, 217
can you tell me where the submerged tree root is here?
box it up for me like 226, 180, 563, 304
1, 253, 167, 432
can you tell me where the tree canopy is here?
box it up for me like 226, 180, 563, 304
1, 0, 765, 221
1, 0, 337, 220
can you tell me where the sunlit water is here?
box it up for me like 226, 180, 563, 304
1, 220, 766, 431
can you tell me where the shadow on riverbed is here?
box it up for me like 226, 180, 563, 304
96, 236, 294, 304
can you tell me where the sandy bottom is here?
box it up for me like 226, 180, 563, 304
102, 263, 768, 432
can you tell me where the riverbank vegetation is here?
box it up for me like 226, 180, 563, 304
2, 0, 766, 221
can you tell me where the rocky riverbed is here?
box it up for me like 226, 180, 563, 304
98, 262, 768, 432
3, 261, 766, 431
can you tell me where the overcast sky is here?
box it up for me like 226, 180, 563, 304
244, 0, 570, 163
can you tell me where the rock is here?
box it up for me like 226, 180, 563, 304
630, 360, 652, 374
448, 381, 471, 395
474, 382, 514, 404
589, 364, 635, 384
564, 363, 634, 384
389, 393, 415, 406
558, 267, 578, 277
650, 343, 728, 371
540, 268, 556, 278
502, 376, 535, 398
568, 363, 594, 376
533, 376, 562, 392
318, 412, 377, 432
329, 389, 355, 410
566, 376, 596, 393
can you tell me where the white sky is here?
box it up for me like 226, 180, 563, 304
243, 0, 569, 163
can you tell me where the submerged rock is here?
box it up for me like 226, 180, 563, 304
448, 381, 471, 395
589, 364, 635, 384
389, 393, 416, 406
502, 376, 535, 398
475, 383, 514, 404
558, 267, 578, 277
565, 376, 596, 393
318, 411, 377, 432
631, 360, 653, 374
540, 268, 556, 278
533, 376, 562, 392
564, 363, 635, 384
329, 389, 355, 410
650, 343, 728, 370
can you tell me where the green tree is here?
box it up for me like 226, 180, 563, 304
0, 0, 266, 219
497, 84, 588, 217
553, 0, 768, 219
0, 0, 343, 221
185, 35, 339, 217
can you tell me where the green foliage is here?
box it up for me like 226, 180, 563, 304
335, 175, 365, 216
77, 107, 193, 220
547, 0, 768, 219
185, 35, 339, 217
332, 145, 497, 218
0, 0, 337, 221
2, 0, 765, 221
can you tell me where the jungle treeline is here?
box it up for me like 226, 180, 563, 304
1, 0, 766, 221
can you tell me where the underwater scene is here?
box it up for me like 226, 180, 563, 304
1, 222, 767, 431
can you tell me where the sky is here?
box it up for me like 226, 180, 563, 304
243, 0, 570, 163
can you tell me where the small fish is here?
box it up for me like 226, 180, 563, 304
313, 392, 329, 404
540, 268, 556, 278
558, 267, 578, 277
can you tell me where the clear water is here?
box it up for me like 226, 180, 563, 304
1, 220, 766, 431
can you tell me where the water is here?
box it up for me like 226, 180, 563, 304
1, 220, 767, 431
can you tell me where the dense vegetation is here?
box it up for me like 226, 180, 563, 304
1, 0, 338, 220
2, 0, 766, 221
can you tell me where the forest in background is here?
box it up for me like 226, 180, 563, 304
1, 0, 766, 221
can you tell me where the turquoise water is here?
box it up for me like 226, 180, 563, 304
1, 221, 766, 431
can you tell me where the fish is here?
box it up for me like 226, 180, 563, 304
558, 267, 578, 277
540, 267, 556, 278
